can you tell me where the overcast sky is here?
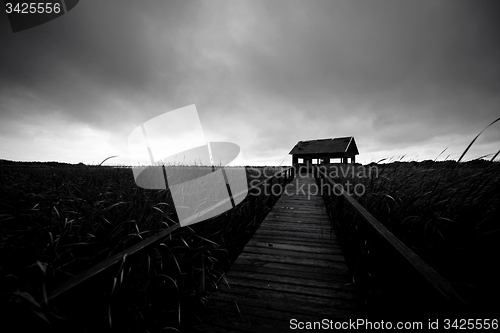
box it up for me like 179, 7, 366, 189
1, 0, 499, 166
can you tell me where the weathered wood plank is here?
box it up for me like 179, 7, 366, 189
217, 275, 355, 300
246, 241, 341, 254
229, 263, 351, 283
259, 217, 332, 224
234, 259, 348, 276
253, 229, 337, 240
257, 224, 333, 232
242, 246, 345, 261
222, 269, 356, 293
250, 235, 338, 247
255, 228, 334, 237
236, 252, 347, 268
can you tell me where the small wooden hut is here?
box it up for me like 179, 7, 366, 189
289, 137, 359, 165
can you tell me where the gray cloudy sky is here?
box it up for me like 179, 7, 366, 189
1, 0, 499, 165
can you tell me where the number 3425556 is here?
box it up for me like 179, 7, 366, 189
5, 2, 61, 14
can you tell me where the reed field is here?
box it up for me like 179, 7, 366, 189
320, 159, 500, 318
0, 162, 287, 332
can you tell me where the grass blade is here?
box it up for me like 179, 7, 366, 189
457, 117, 500, 163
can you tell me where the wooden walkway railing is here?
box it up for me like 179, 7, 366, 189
45, 166, 294, 304
190, 171, 357, 332
312, 164, 472, 316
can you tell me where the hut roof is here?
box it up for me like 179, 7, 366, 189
289, 137, 359, 155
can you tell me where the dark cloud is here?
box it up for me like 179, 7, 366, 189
1, 0, 499, 164
0, 1, 204, 127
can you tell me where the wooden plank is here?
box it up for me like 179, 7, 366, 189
258, 218, 332, 225
253, 229, 338, 241
263, 218, 331, 224
223, 269, 356, 293
273, 203, 325, 208
236, 252, 347, 268
254, 228, 334, 237
255, 228, 334, 237
260, 218, 332, 225
271, 205, 328, 211
229, 263, 351, 283
250, 238, 336, 249
242, 246, 346, 262
251, 234, 338, 246
246, 241, 341, 254
254, 226, 334, 235
252, 230, 337, 242
262, 214, 332, 221
234, 259, 348, 276
250, 236, 338, 248
260, 217, 330, 223
257, 223, 332, 232
218, 275, 355, 300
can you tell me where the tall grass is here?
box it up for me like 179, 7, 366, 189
0, 163, 287, 331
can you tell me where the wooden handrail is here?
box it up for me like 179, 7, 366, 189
312, 165, 472, 314
46, 166, 293, 303
46, 223, 181, 303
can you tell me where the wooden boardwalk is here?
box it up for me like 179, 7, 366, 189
190, 172, 358, 332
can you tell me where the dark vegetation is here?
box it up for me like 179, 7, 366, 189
320, 159, 500, 319
0, 162, 287, 332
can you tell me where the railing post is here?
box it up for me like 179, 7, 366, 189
198, 244, 205, 293
250, 187, 257, 227
267, 176, 273, 205
336, 195, 343, 221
